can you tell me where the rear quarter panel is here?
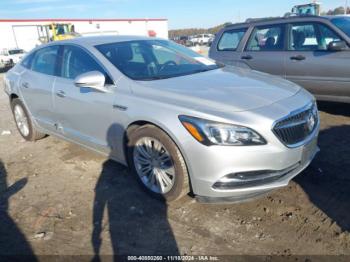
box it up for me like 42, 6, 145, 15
3, 66, 23, 98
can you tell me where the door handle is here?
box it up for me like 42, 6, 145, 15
241, 55, 253, 60
22, 82, 29, 89
56, 90, 66, 98
290, 55, 306, 61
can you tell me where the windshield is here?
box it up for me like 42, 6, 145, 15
331, 17, 350, 38
292, 4, 320, 15
56, 24, 69, 35
95, 40, 220, 80
8, 49, 24, 55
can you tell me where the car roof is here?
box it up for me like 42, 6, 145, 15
224, 15, 338, 29
48, 35, 164, 47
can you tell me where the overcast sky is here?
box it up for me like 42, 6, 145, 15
0, 0, 348, 29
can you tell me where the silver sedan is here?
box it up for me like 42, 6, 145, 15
4, 36, 319, 202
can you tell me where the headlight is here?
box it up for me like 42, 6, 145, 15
179, 115, 266, 146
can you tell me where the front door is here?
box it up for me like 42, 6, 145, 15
285, 21, 350, 99
53, 45, 116, 154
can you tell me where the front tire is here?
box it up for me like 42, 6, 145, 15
127, 125, 190, 202
11, 98, 46, 141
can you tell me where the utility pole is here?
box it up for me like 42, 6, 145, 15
346, 0, 348, 14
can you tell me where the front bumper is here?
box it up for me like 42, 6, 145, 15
196, 138, 319, 203
184, 124, 320, 203
175, 90, 320, 203
188, 122, 320, 203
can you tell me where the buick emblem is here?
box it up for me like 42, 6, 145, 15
306, 107, 317, 132
307, 114, 315, 132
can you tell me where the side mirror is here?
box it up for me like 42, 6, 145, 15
74, 71, 108, 92
328, 40, 347, 52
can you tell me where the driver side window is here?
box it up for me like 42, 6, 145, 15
289, 22, 343, 51
59, 45, 113, 84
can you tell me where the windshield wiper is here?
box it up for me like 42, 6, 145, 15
136, 76, 171, 81
136, 67, 220, 81
193, 68, 213, 73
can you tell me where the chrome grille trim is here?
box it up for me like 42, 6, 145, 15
272, 102, 319, 148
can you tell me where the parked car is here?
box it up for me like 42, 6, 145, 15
4, 36, 319, 203
209, 15, 350, 103
207, 37, 214, 47
191, 34, 214, 45
175, 36, 192, 46
0, 55, 12, 69
1, 48, 26, 65
0, 49, 21, 69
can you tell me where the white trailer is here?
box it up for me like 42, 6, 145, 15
0, 18, 169, 52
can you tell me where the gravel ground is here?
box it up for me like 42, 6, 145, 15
0, 72, 349, 258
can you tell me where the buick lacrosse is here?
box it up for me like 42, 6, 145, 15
4, 36, 319, 202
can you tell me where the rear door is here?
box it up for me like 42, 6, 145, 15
240, 24, 287, 77
19, 45, 59, 131
285, 21, 350, 98
52, 44, 115, 154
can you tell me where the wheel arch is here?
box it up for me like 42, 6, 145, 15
123, 119, 193, 192
9, 93, 19, 102
124, 120, 174, 163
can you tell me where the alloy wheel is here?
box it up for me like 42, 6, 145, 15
14, 105, 29, 137
133, 137, 176, 194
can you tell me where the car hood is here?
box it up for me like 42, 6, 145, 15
133, 66, 301, 113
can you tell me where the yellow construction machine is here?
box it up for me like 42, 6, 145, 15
38, 23, 79, 44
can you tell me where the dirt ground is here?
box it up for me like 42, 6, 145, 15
0, 72, 349, 259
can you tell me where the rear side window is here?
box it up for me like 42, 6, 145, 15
21, 52, 35, 69
218, 29, 247, 51
246, 25, 285, 51
59, 45, 113, 84
31, 46, 59, 75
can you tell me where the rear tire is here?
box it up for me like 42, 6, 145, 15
127, 125, 190, 202
11, 98, 46, 141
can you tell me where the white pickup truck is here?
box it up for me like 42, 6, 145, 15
0, 54, 12, 70
0, 48, 26, 69
190, 34, 214, 45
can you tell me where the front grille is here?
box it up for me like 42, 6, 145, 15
273, 103, 318, 147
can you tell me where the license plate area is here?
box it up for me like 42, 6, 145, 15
301, 137, 318, 165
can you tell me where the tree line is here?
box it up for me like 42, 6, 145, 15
169, 6, 350, 38
321, 6, 350, 15
168, 22, 232, 38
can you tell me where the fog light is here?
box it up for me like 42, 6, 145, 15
213, 163, 299, 190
